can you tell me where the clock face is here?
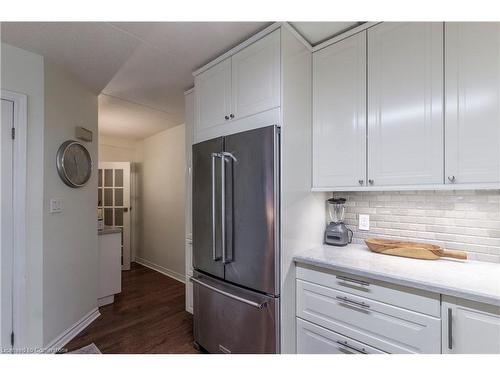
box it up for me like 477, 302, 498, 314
57, 141, 93, 187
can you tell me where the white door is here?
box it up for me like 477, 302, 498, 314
367, 22, 444, 186
1, 99, 14, 350
231, 29, 280, 120
98, 162, 131, 270
313, 31, 367, 188
195, 58, 232, 133
442, 296, 500, 354
445, 22, 500, 185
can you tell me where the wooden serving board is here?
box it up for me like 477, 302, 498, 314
365, 238, 467, 261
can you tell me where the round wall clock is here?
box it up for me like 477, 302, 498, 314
56, 140, 93, 188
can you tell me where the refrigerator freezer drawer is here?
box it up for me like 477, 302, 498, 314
192, 272, 279, 354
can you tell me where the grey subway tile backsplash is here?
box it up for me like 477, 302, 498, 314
332, 190, 500, 263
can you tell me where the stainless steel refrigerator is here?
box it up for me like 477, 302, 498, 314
191, 125, 280, 354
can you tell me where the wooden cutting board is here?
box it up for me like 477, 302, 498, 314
365, 238, 467, 260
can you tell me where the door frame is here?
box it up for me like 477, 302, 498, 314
1, 89, 27, 351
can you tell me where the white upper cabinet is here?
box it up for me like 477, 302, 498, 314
195, 58, 231, 133
313, 31, 367, 189
442, 296, 500, 354
445, 23, 500, 185
231, 29, 281, 120
194, 29, 281, 142
367, 22, 444, 186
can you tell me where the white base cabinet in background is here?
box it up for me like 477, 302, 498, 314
442, 296, 500, 354
185, 239, 193, 314
185, 88, 194, 314
98, 232, 122, 307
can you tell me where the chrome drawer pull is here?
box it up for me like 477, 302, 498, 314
190, 277, 267, 310
336, 275, 370, 287
448, 308, 453, 350
336, 340, 367, 354
336, 295, 370, 309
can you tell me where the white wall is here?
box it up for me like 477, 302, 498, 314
98, 135, 142, 163
1, 43, 45, 349
136, 124, 186, 281
42, 62, 99, 347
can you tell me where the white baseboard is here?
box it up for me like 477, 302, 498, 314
134, 257, 185, 284
44, 308, 100, 353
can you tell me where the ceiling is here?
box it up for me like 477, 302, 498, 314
1, 21, 270, 140
1, 21, 361, 140
291, 22, 363, 45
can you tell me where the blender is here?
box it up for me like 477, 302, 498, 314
324, 197, 353, 246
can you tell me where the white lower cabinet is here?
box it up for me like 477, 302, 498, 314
442, 296, 500, 354
296, 279, 441, 353
297, 318, 385, 354
296, 265, 500, 354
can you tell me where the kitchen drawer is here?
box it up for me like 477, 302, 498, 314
297, 280, 441, 353
297, 318, 386, 354
296, 264, 440, 317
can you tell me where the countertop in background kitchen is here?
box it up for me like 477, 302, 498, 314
294, 244, 500, 307
98, 226, 122, 235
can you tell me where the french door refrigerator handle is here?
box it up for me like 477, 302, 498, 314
211, 152, 221, 261
190, 277, 267, 309
220, 152, 237, 264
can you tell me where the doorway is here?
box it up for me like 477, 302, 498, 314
1, 90, 27, 352
98, 162, 131, 270
1, 98, 15, 350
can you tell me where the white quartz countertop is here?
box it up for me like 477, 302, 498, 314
294, 244, 500, 307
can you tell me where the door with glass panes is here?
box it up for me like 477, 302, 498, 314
98, 162, 131, 270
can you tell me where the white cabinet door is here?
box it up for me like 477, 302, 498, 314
442, 296, 500, 354
367, 22, 444, 186
231, 29, 280, 120
445, 23, 500, 185
313, 31, 367, 188
195, 58, 231, 132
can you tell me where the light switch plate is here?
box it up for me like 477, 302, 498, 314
50, 199, 63, 213
358, 214, 370, 231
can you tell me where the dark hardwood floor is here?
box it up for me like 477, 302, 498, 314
63, 262, 199, 354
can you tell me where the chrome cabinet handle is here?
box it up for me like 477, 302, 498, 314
229, 113, 234, 119
220, 152, 237, 264
336, 295, 370, 309
368, 179, 374, 185
448, 175, 456, 183
211, 153, 221, 261
336, 275, 370, 287
358, 179, 364, 185
224, 115, 229, 120
448, 308, 453, 350
336, 340, 367, 354
190, 277, 267, 309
